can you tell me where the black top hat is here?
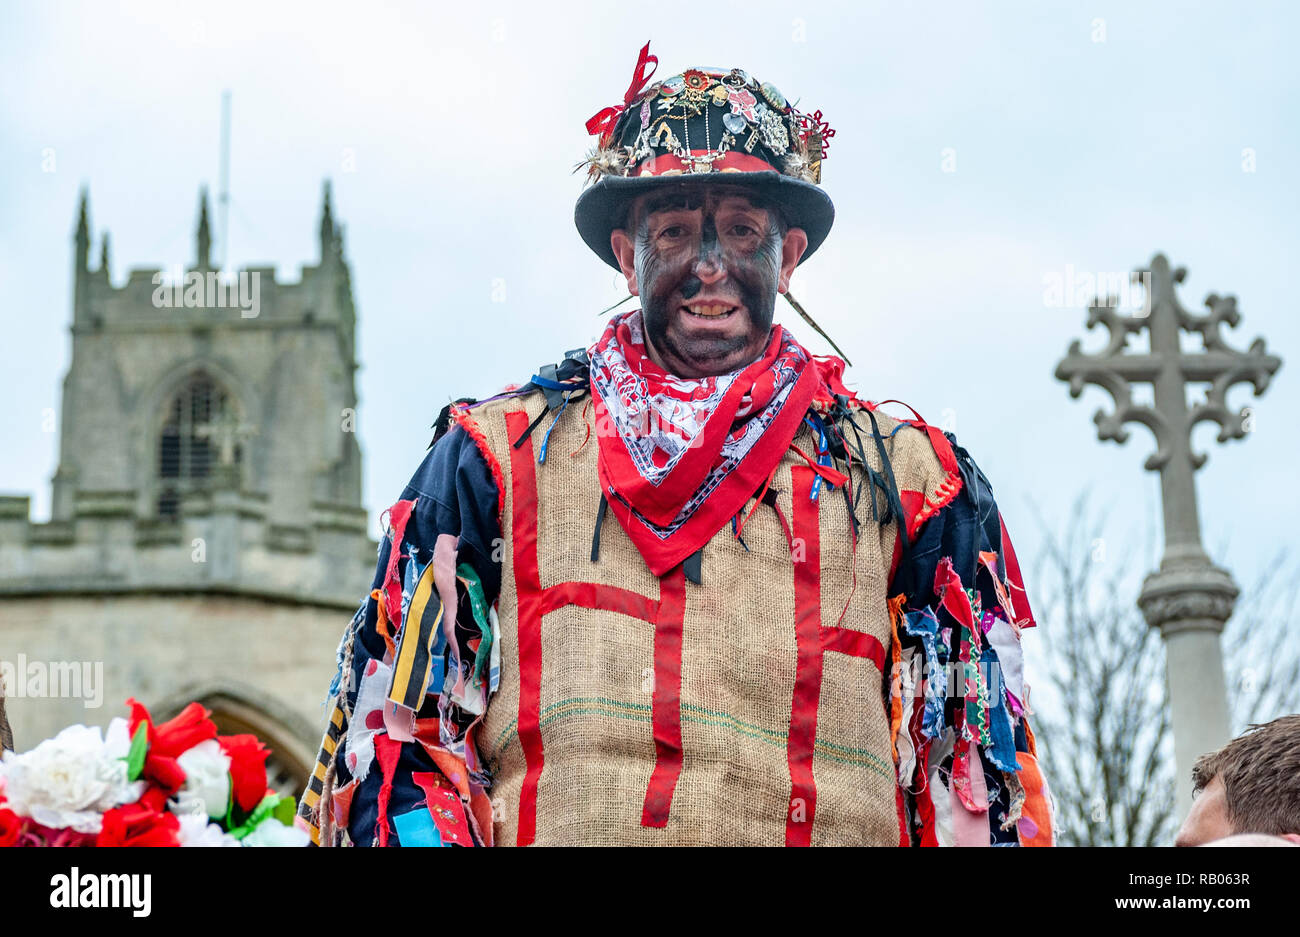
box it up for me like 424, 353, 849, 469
574, 44, 836, 271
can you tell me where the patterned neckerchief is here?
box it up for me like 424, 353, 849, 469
587, 309, 821, 576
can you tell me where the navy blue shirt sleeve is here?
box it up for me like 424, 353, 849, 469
350, 426, 502, 674
333, 424, 503, 846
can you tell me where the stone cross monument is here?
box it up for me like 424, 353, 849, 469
1054, 253, 1281, 817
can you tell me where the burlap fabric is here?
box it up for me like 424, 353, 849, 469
463, 389, 955, 846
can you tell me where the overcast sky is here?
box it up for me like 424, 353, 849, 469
2, 1, 1297, 685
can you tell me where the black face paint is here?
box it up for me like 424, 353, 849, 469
632, 185, 785, 378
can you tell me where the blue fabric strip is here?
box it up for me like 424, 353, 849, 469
529, 373, 577, 391
537, 394, 571, 463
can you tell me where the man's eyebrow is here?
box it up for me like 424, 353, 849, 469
643, 195, 699, 215
642, 192, 769, 216
636, 190, 778, 236
717, 199, 768, 214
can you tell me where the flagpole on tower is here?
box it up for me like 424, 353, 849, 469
218, 90, 231, 271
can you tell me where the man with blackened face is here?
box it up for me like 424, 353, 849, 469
306, 52, 1049, 849
610, 184, 807, 378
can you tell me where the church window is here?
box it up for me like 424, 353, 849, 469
156, 374, 241, 518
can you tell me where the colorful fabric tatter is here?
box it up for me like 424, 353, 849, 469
411, 771, 473, 847
411, 719, 471, 799
373, 733, 403, 847
372, 588, 396, 662
951, 740, 990, 847
934, 557, 978, 634
1001, 768, 1026, 825
984, 614, 1027, 718
1014, 751, 1055, 847
431, 574, 502, 782
978, 642, 1021, 773
925, 728, 957, 847
890, 458, 1049, 846
457, 563, 494, 688
950, 737, 982, 814
330, 776, 359, 831
344, 657, 392, 784
895, 648, 921, 788
383, 700, 416, 744
384, 536, 423, 747
971, 653, 993, 750
400, 542, 427, 632
389, 556, 452, 714
487, 605, 501, 694
431, 533, 462, 672
900, 606, 945, 740
381, 498, 417, 633
996, 512, 1037, 630
391, 806, 443, 847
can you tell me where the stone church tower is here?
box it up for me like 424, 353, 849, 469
0, 185, 376, 797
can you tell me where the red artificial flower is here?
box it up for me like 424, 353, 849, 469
96, 793, 180, 847
143, 755, 187, 794
219, 734, 271, 813
137, 786, 170, 813
682, 69, 710, 91
126, 698, 218, 795
128, 699, 218, 758
13, 821, 96, 847
0, 805, 24, 847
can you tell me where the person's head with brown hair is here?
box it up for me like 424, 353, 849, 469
1175, 714, 1300, 846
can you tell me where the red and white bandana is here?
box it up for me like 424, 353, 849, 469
588, 309, 822, 576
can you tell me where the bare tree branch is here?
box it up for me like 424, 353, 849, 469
1028, 489, 1300, 846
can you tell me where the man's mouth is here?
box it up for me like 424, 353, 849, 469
680, 303, 739, 319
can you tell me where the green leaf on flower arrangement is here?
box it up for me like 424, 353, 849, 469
228, 793, 287, 839
272, 795, 297, 827
125, 722, 148, 780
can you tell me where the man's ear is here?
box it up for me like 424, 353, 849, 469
777, 226, 809, 294
610, 228, 639, 296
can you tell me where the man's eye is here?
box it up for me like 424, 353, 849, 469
730, 225, 758, 237
658, 225, 687, 239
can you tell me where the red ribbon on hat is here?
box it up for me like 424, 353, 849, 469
585, 41, 659, 145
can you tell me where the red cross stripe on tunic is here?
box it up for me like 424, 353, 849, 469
505, 409, 687, 846
786, 465, 888, 846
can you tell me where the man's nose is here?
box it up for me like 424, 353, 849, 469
693, 236, 728, 283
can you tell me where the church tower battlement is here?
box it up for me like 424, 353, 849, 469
0, 183, 375, 609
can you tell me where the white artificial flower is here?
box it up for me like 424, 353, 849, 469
173, 739, 231, 820
0, 723, 144, 833
241, 818, 311, 847
176, 812, 241, 847
103, 717, 134, 759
